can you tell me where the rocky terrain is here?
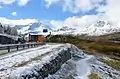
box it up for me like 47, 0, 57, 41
46, 55, 120, 79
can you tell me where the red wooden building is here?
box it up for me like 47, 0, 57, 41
29, 34, 45, 43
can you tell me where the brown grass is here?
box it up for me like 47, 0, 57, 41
100, 58, 120, 71
47, 35, 120, 58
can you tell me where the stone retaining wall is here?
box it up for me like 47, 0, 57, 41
10, 45, 72, 79
10, 44, 85, 79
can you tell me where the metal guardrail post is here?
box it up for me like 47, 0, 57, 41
0, 42, 44, 53
34, 44, 35, 47
7, 46, 10, 52
23, 45, 25, 49
17, 46, 19, 50
31, 44, 33, 47
28, 44, 29, 48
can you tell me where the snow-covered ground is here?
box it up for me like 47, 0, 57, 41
75, 56, 92, 79
88, 57, 120, 79
46, 55, 120, 79
0, 43, 66, 79
45, 55, 92, 79
0, 43, 120, 79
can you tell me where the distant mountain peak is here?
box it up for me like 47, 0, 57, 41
81, 21, 120, 36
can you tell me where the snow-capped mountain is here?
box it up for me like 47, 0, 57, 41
52, 26, 76, 35
14, 22, 53, 35
81, 21, 120, 36
53, 21, 120, 36
2, 21, 120, 36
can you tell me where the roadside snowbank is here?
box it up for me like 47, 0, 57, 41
9, 43, 86, 79
0, 43, 66, 79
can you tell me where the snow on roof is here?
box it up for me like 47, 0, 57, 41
29, 32, 50, 37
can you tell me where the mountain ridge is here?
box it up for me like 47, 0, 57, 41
2, 21, 120, 36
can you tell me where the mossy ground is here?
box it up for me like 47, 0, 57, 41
0, 50, 8, 56
88, 73, 102, 79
